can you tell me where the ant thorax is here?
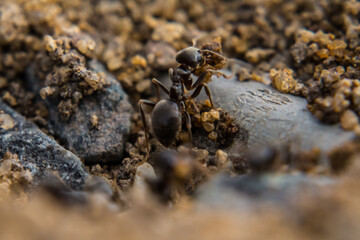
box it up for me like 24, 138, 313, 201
175, 65, 192, 80
170, 83, 184, 101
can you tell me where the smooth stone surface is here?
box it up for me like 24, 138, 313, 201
195, 174, 334, 211
41, 60, 132, 164
207, 76, 355, 152
0, 100, 88, 190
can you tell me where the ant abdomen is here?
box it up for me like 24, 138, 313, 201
151, 99, 182, 147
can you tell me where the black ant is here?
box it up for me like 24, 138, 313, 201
174, 38, 231, 109
138, 68, 193, 163
138, 39, 230, 162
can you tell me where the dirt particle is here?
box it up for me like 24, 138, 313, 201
340, 110, 359, 130
151, 22, 185, 43
209, 109, 220, 121
246, 48, 275, 64
135, 80, 151, 93
202, 122, 215, 132
90, 115, 99, 129
2, 92, 17, 106
270, 68, 300, 94
194, 148, 209, 162
0, 113, 15, 130
215, 150, 227, 167
131, 55, 147, 68
0, 77, 7, 89
208, 131, 217, 141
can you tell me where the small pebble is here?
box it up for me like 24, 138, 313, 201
0, 113, 15, 130
208, 131, 218, 141
341, 110, 359, 130
131, 55, 147, 68
135, 80, 151, 93
215, 150, 228, 167
201, 112, 211, 122
0, 77, 7, 88
270, 68, 297, 94
90, 115, 99, 129
202, 122, 215, 132
2, 92, 17, 106
151, 22, 184, 43
209, 109, 220, 121
195, 149, 209, 162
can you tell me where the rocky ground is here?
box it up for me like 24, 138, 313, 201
0, 0, 360, 239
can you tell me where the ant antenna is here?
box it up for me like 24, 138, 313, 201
208, 69, 233, 79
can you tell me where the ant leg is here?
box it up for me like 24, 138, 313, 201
188, 71, 209, 90
203, 84, 215, 109
138, 99, 156, 165
183, 92, 200, 114
190, 99, 200, 113
185, 112, 192, 145
183, 76, 194, 90
180, 102, 193, 152
152, 78, 170, 101
184, 111, 193, 144
208, 69, 233, 79
190, 84, 215, 109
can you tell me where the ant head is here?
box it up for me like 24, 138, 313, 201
175, 47, 204, 69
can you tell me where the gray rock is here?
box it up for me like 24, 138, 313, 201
44, 61, 132, 164
41, 179, 119, 211
196, 174, 334, 211
207, 76, 355, 151
0, 100, 88, 190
